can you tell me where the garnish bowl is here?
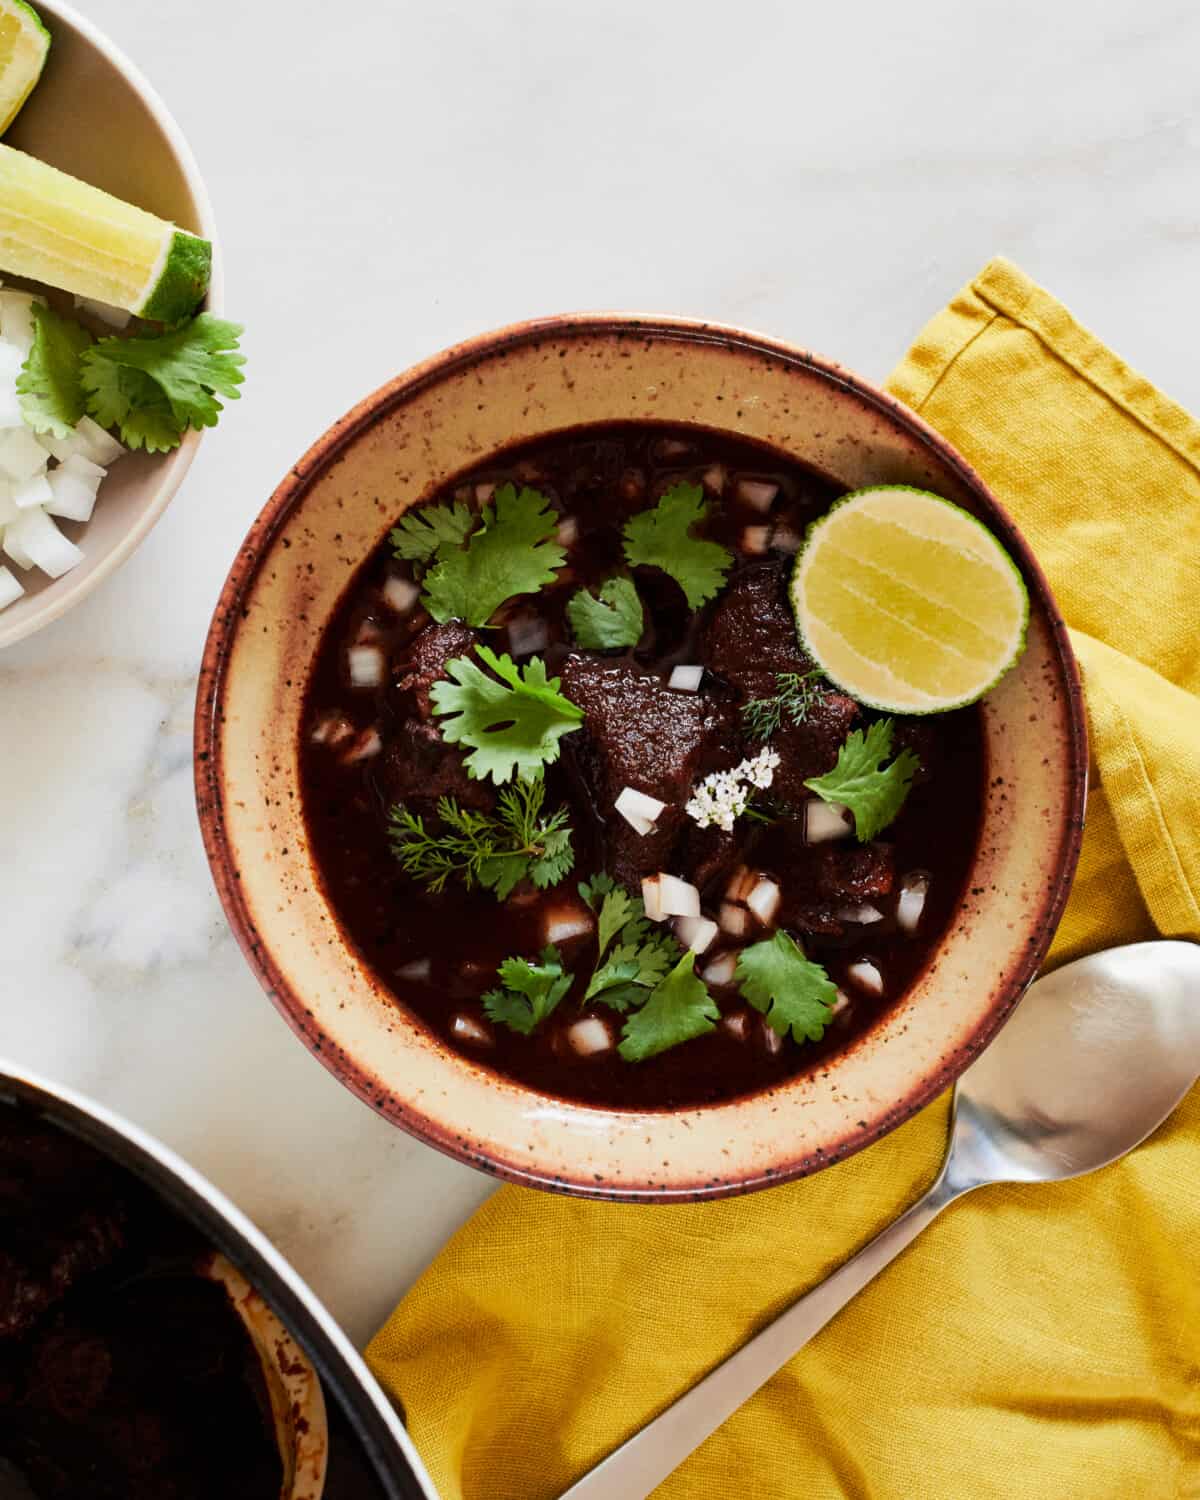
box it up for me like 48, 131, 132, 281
196, 315, 1086, 1202
0, 0, 219, 651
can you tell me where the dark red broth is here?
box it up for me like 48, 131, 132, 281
300, 424, 984, 1109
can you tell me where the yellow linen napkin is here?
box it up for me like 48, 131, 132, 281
367, 259, 1200, 1500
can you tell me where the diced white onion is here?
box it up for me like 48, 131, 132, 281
543, 903, 595, 947
397, 957, 432, 982
642, 875, 665, 922
0, 379, 22, 430
310, 713, 354, 746
674, 914, 719, 954
0, 485, 16, 527
475, 482, 496, 503
897, 872, 930, 933
668, 664, 703, 692
772, 524, 803, 554
847, 960, 884, 996
719, 901, 750, 937
75, 416, 126, 467
12, 472, 51, 510
0, 342, 23, 379
614, 786, 665, 836
556, 516, 578, 547
761, 1020, 784, 1055
507, 613, 549, 657
450, 1013, 493, 1046
746, 877, 782, 925
0, 290, 45, 354
702, 950, 739, 986
0, 425, 49, 482
6, 507, 82, 577
657, 873, 701, 918
73, 293, 132, 329
736, 478, 779, 511
702, 463, 726, 494
347, 644, 386, 688
837, 903, 884, 925
655, 438, 691, 460
723, 1010, 750, 1040
341, 726, 383, 764
805, 799, 853, 844
0, 565, 23, 609
567, 1016, 613, 1056
45, 467, 100, 524
741, 524, 771, 555
2, 526, 33, 569
832, 988, 852, 1016
725, 866, 755, 903
382, 574, 420, 613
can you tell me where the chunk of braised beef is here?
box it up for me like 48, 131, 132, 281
680, 823, 742, 897
558, 655, 739, 889
0, 1126, 130, 1341
817, 844, 895, 903
378, 720, 494, 813
771, 693, 860, 805
395, 619, 478, 719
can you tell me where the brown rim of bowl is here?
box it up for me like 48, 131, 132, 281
194, 312, 1088, 1201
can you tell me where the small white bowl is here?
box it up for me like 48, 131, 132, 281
0, 0, 220, 650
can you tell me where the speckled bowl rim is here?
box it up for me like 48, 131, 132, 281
0, 0, 221, 652
195, 313, 1087, 1201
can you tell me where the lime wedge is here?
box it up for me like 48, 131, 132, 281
0, 143, 210, 321
0, 0, 49, 136
790, 485, 1029, 713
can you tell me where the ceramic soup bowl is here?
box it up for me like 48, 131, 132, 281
196, 315, 1086, 1202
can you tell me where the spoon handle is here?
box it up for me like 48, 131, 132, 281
557, 1170, 965, 1500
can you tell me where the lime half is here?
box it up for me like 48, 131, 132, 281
0, 0, 48, 136
790, 485, 1029, 713
0, 143, 210, 321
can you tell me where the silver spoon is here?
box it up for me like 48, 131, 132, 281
559, 940, 1200, 1500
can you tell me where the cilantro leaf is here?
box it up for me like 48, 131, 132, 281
483, 946, 573, 1035
567, 576, 644, 649
391, 500, 476, 567
80, 314, 245, 441
618, 951, 719, 1062
735, 931, 838, 1043
578, 877, 678, 1009
804, 718, 920, 842
16, 304, 92, 438
84, 362, 179, 453
622, 481, 733, 609
431, 646, 584, 784
388, 777, 573, 899
421, 483, 566, 625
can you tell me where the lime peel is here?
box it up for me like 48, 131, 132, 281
0, 0, 49, 137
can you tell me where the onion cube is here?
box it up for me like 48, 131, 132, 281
657, 873, 701, 918
723, 1010, 750, 1040
615, 786, 665, 835
2, 525, 33, 569
741, 525, 771, 555
555, 516, 578, 547
736, 478, 779, 512
837, 903, 884, 925
382, 574, 420, 613
347, 645, 385, 688
719, 901, 750, 938
45, 467, 101, 525
75, 416, 126, 467
701, 950, 738, 986
641, 875, 666, 922
761, 1020, 784, 1055
0, 291, 44, 354
341, 726, 383, 764
543, 902, 595, 947
450, 1013, 493, 1047
507, 613, 549, 657
475, 482, 496, 503
567, 1016, 612, 1056
397, 957, 432, 983
0, 483, 18, 527
668, 664, 703, 692
6, 507, 82, 577
897, 872, 930, 933
13, 472, 52, 510
674, 914, 719, 954
847, 960, 884, 996
805, 799, 853, 844
0, 379, 22, 430
702, 464, 726, 494
0, 565, 24, 610
0, 426, 49, 482
746, 877, 781, 925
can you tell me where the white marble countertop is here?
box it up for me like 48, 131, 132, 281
1, 0, 1196, 1349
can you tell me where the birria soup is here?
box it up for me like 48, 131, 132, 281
300, 424, 985, 1109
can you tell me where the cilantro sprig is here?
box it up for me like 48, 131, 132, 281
618, 951, 720, 1061
483, 948, 573, 1035
388, 777, 573, 899
622, 480, 733, 609
804, 718, 920, 842
735, 931, 837, 1044
16, 305, 245, 453
567, 576, 644, 650
390, 500, 475, 566
421, 483, 566, 625
578, 874, 677, 1011
431, 646, 583, 784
